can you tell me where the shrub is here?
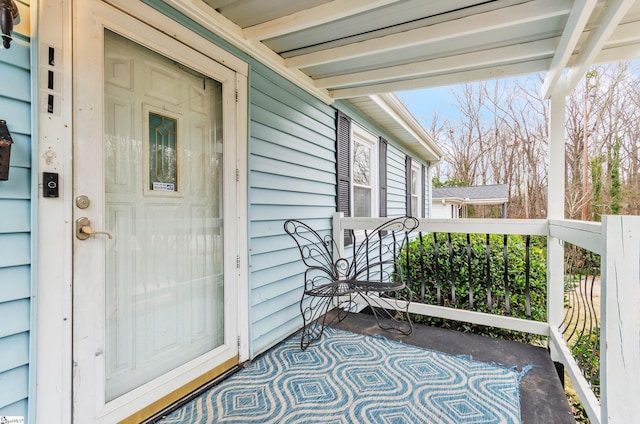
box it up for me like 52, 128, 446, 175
399, 233, 547, 342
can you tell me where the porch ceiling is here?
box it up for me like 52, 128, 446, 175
161, 0, 640, 162
170, 0, 640, 100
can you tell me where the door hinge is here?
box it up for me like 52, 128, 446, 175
236, 255, 240, 269
236, 168, 240, 182
235, 89, 239, 103
237, 336, 241, 350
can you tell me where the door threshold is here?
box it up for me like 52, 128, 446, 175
135, 358, 242, 424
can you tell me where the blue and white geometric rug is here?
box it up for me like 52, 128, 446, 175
159, 328, 526, 423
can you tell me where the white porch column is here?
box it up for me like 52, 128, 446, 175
600, 215, 640, 424
547, 81, 567, 361
332, 212, 345, 264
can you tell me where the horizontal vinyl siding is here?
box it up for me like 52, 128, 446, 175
387, 144, 406, 217
0, 0, 32, 418
249, 67, 336, 355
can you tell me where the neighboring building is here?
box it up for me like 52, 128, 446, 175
431, 184, 509, 219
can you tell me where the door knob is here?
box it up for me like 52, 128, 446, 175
76, 217, 113, 240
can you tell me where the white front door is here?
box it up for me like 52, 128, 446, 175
73, 4, 243, 422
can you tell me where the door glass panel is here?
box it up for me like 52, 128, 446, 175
149, 112, 178, 191
104, 30, 224, 401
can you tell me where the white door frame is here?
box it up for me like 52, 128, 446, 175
36, 0, 249, 422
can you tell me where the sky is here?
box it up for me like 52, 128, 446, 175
397, 86, 460, 125
397, 61, 640, 129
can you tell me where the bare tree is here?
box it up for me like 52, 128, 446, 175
418, 61, 640, 220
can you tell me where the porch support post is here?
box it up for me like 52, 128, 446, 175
332, 212, 345, 264
546, 81, 566, 361
600, 215, 640, 424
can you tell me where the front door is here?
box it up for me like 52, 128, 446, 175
73, 5, 242, 422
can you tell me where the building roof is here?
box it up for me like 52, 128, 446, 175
347, 94, 444, 162
432, 184, 509, 204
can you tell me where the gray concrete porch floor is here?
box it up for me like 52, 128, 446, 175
326, 310, 575, 424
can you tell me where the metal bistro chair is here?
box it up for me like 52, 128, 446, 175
284, 216, 419, 350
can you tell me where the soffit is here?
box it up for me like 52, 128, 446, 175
164, 0, 640, 160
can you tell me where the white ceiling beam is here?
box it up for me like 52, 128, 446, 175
330, 59, 551, 99
541, 0, 598, 99
564, 0, 636, 93
607, 19, 640, 45
316, 39, 557, 89
593, 19, 640, 62
596, 43, 640, 63
160, 0, 333, 104
244, 0, 402, 41
286, 0, 571, 69
203, 0, 238, 8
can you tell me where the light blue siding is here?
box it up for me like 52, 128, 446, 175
249, 65, 336, 354
0, 38, 30, 70
0, 200, 30, 233
0, 366, 29, 413
387, 144, 407, 216
0, 0, 32, 419
0, 63, 30, 102
0, 267, 30, 304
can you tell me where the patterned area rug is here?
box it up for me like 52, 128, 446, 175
159, 328, 526, 423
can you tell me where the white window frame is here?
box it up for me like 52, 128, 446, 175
411, 162, 422, 218
350, 124, 378, 218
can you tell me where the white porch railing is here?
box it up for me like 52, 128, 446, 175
333, 213, 640, 424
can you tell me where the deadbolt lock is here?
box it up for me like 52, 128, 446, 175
76, 195, 90, 209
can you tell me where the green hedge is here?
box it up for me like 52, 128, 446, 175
400, 233, 547, 341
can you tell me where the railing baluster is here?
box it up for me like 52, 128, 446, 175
503, 234, 510, 315
433, 232, 442, 305
418, 232, 426, 303
448, 232, 456, 305
467, 233, 473, 309
525, 235, 531, 319
485, 234, 492, 311
364, 230, 371, 280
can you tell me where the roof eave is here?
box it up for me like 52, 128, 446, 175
369, 93, 445, 163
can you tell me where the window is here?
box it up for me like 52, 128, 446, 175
336, 111, 386, 222
411, 162, 421, 217
406, 157, 426, 218
352, 124, 378, 217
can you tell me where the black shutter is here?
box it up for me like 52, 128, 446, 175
421, 163, 426, 218
336, 110, 352, 245
336, 110, 351, 217
405, 155, 412, 216
379, 137, 388, 217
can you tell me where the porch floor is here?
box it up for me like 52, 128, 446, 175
152, 310, 576, 423
327, 310, 575, 424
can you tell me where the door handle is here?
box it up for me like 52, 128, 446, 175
76, 217, 113, 240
